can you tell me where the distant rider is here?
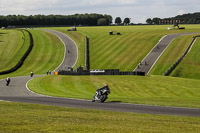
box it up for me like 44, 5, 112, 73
31, 72, 34, 77
6, 77, 11, 86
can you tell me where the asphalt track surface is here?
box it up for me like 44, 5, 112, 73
0, 30, 200, 117
134, 33, 198, 74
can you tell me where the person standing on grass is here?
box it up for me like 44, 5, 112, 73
6, 77, 10, 86
47, 70, 49, 75
30, 72, 33, 77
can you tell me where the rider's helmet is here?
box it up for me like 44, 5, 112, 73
104, 84, 108, 87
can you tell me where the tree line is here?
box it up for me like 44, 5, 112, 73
146, 12, 200, 25
0, 14, 113, 27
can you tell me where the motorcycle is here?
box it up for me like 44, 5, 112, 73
92, 86, 110, 103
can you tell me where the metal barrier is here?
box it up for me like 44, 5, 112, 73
58, 70, 145, 76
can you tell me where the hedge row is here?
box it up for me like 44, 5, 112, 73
0, 29, 33, 75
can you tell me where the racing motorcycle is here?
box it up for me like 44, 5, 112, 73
92, 86, 110, 103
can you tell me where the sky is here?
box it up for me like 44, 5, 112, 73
0, 0, 200, 23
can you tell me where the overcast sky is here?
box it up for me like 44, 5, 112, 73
0, 0, 199, 23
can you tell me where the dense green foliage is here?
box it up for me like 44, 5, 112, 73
97, 18, 108, 26
1, 101, 199, 132
0, 14, 112, 27
146, 12, 200, 24
28, 75, 200, 108
123, 18, 130, 25
115, 17, 122, 25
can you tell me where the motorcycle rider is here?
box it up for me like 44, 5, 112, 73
92, 83, 110, 102
96, 84, 109, 98
6, 77, 11, 86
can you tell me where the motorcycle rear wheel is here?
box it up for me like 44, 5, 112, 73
100, 95, 107, 103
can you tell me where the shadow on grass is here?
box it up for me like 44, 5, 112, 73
107, 101, 122, 103
0, 33, 7, 34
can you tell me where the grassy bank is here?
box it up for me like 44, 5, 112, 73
170, 38, 200, 79
28, 75, 200, 108
0, 29, 27, 72
0, 101, 199, 132
51, 25, 200, 71
0, 29, 64, 79
149, 34, 199, 75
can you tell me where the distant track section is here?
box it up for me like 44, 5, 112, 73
134, 33, 198, 74
43, 30, 78, 71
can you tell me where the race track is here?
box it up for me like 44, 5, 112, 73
134, 32, 198, 74
0, 30, 200, 117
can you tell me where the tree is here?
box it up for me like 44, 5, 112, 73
146, 18, 152, 24
123, 18, 130, 25
115, 17, 122, 25
152, 17, 161, 25
104, 14, 113, 25
97, 18, 108, 26
0, 13, 113, 27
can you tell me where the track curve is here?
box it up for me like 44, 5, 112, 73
0, 30, 200, 117
134, 32, 198, 74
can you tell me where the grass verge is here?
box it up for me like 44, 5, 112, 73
170, 38, 200, 79
0, 101, 199, 132
0, 29, 27, 72
28, 75, 200, 108
150, 33, 200, 75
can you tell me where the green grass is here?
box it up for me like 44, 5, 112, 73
0, 29, 64, 79
170, 38, 200, 79
50, 25, 200, 71
0, 101, 199, 133
2, 26, 200, 131
28, 75, 200, 108
149, 34, 199, 75
0, 29, 27, 72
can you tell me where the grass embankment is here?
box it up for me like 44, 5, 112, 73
28, 75, 200, 108
170, 38, 200, 79
150, 34, 199, 75
0, 101, 199, 132
52, 25, 200, 71
0, 29, 64, 79
0, 30, 27, 72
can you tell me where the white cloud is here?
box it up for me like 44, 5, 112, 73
89, 0, 135, 6
177, 10, 185, 15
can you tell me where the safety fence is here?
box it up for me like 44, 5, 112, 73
0, 29, 33, 75
58, 70, 145, 76
164, 35, 200, 76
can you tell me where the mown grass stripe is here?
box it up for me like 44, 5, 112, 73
28, 75, 200, 108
